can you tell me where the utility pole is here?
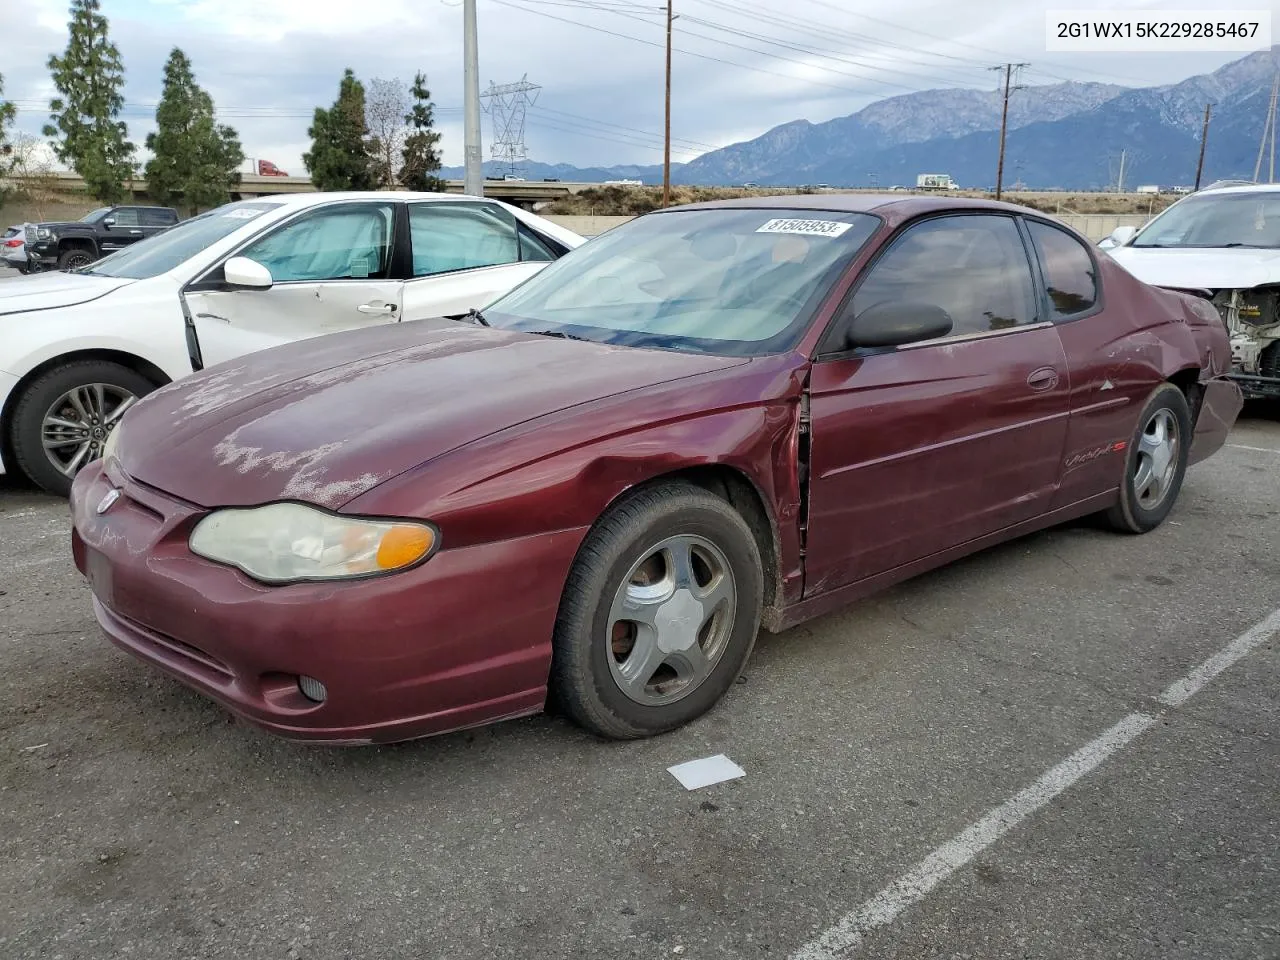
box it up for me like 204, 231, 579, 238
1117, 148, 1126, 193
663, 0, 673, 208
991, 62, 1028, 201
1253, 72, 1278, 183
1194, 103, 1211, 190
463, 0, 484, 197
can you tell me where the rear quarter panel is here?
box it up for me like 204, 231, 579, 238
1051, 257, 1230, 508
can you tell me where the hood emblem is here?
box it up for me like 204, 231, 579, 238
96, 488, 121, 514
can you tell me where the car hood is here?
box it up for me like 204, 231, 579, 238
0, 270, 136, 315
1107, 246, 1280, 291
118, 319, 749, 509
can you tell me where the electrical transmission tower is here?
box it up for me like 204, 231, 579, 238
481, 75, 541, 178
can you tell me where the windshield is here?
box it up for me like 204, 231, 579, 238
83, 201, 283, 280
482, 208, 880, 355
80, 208, 112, 223
1131, 190, 1280, 249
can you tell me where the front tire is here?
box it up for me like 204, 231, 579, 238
57, 247, 95, 272
10, 360, 157, 497
550, 481, 764, 740
1104, 383, 1192, 534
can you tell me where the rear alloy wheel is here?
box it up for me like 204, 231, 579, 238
57, 248, 94, 272
10, 360, 157, 497
1104, 383, 1192, 534
550, 482, 763, 739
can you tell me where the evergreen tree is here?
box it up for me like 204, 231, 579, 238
400, 72, 444, 192
0, 73, 15, 203
303, 69, 375, 191
44, 0, 135, 203
145, 48, 243, 215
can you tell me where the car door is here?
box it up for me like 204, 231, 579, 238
401, 201, 558, 319
1023, 217, 1142, 509
184, 200, 404, 369
100, 207, 143, 253
803, 213, 1072, 595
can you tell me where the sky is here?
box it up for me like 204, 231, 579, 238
2, 0, 1257, 174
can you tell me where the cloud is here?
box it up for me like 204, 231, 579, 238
2, 0, 1250, 174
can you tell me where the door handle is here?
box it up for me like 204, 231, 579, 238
357, 303, 397, 316
1027, 366, 1059, 391
129, 230, 142, 235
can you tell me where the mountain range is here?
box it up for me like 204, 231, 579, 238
441, 47, 1280, 190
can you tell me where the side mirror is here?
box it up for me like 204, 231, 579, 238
102, 217, 116, 229
845, 301, 953, 349
223, 256, 273, 289
1106, 225, 1138, 247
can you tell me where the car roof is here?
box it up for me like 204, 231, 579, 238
259, 191, 514, 210
1192, 182, 1280, 196
659, 193, 1042, 218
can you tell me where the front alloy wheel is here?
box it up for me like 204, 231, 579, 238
41, 383, 137, 479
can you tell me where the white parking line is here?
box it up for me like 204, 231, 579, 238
1228, 443, 1280, 454
791, 607, 1280, 960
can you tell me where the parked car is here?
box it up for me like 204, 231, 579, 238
1100, 182, 1280, 398
25, 205, 181, 272
2, 224, 29, 272
0, 191, 585, 495
69, 195, 1242, 746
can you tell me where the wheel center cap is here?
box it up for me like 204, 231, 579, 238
653, 589, 703, 654
91, 427, 104, 440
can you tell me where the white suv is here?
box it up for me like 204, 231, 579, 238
0, 192, 584, 495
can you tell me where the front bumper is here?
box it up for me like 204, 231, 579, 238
1227, 372, 1280, 400
70, 460, 586, 744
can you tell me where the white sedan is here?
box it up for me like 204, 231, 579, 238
0, 192, 585, 495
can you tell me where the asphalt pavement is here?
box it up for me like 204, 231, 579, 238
0, 411, 1277, 960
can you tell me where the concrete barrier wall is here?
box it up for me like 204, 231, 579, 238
543, 215, 635, 238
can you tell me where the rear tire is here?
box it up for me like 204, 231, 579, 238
1104, 383, 1192, 534
550, 481, 763, 740
10, 360, 157, 497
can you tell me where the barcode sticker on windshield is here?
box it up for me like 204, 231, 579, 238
756, 218, 852, 237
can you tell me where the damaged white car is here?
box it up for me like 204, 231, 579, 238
1102, 182, 1280, 399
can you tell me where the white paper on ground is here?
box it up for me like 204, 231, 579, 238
667, 754, 746, 790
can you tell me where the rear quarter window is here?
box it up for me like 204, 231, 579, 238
1027, 220, 1100, 319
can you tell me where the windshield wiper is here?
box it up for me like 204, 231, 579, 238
463, 307, 490, 327
1221, 242, 1272, 248
529, 329, 591, 341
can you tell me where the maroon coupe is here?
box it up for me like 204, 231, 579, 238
70, 195, 1243, 744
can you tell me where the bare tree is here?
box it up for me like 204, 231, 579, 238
365, 78, 409, 189
5, 133, 62, 220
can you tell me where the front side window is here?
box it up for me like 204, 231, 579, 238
482, 207, 880, 355
409, 203, 521, 277
1027, 220, 1098, 319
240, 203, 394, 282
83, 201, 283, 280
852, 215, 1037, 338
111, 208, 140, 227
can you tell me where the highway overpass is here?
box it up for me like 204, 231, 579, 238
11, 170, 601, 208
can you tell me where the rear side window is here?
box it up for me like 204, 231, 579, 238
1027, 220, 1098, 319
409, 203, 520, 277
140, 208, 177, 226
853, 214, 1038, 337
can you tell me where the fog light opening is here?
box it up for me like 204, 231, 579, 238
298, 675, 328, 703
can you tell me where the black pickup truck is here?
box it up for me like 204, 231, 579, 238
25, 204, 180, 271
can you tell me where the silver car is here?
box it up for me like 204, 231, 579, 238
1, 224, 30, 273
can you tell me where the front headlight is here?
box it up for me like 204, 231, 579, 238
189, 503, 437, 584
37, 227, 51, 240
